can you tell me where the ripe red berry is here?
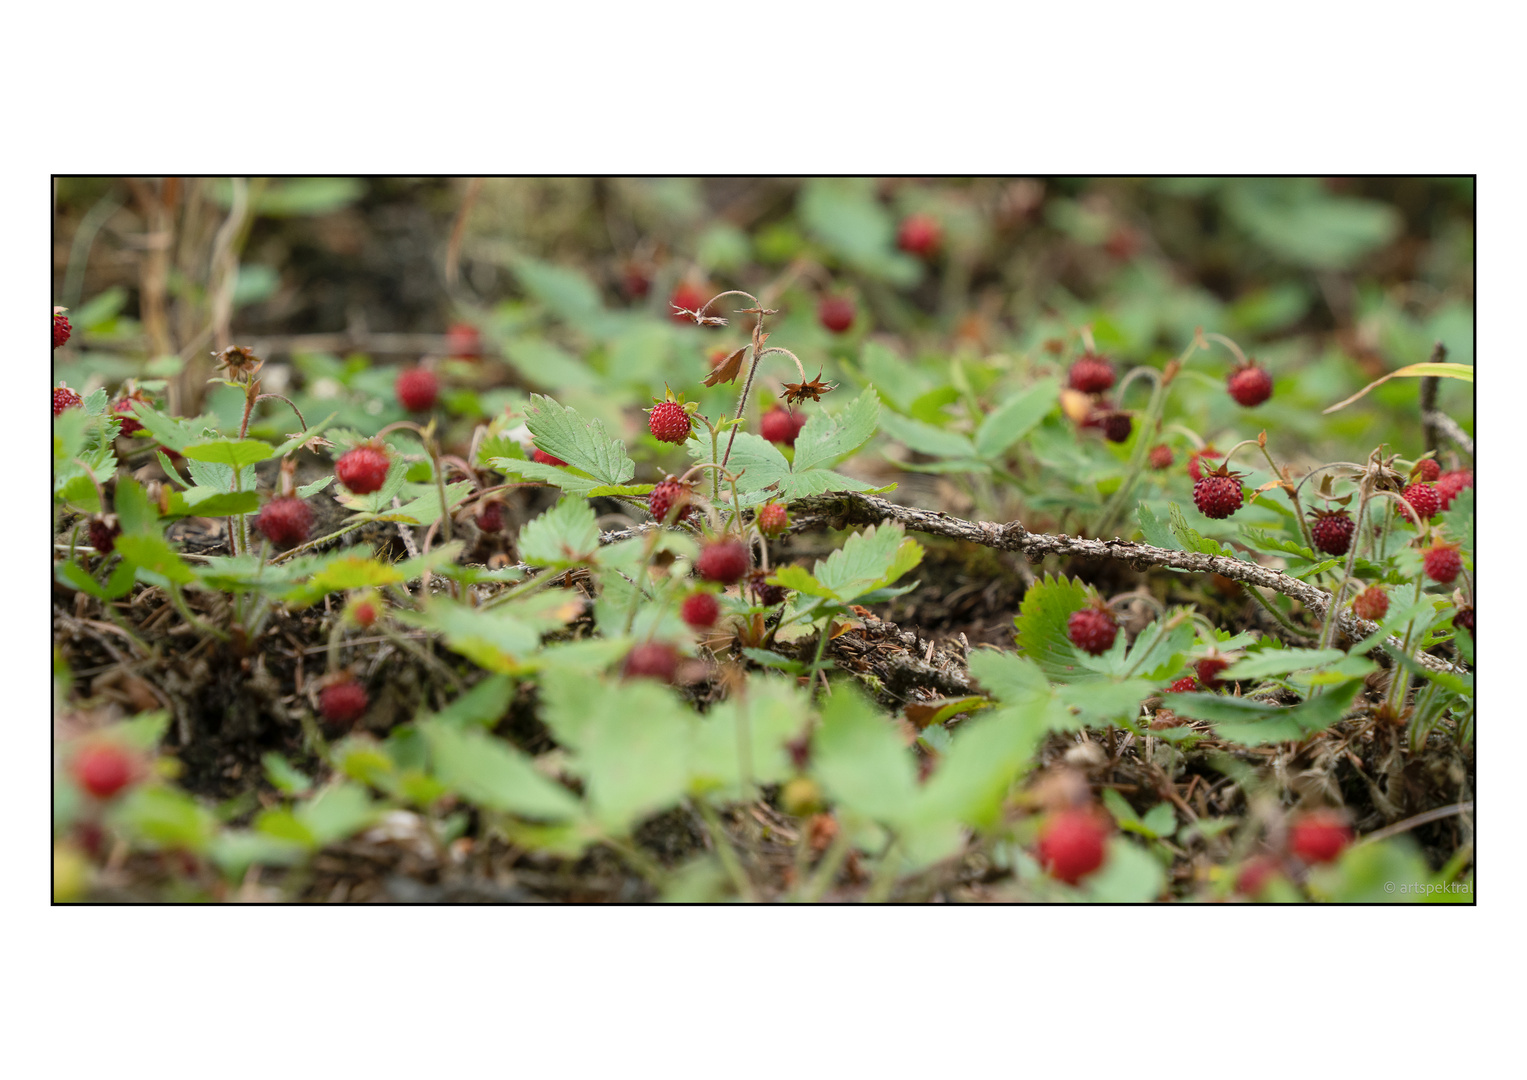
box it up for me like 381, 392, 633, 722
669, 280, 710, 324
1309, 510, 1356, 556
53, 386, 83, 416
1099, 411, 1132, 444
620, 263, 652, 300
531, 448, 567, 467
623, 641, 679, 682
697, 538, 750, 585
1186, 447, 1220, 482
1436, 469, 1473, 510
1196, 655, 1230, 689
1227, 362, 1274, 407
1068, 354, 1116, 394
760, 407, 806, 446
1148, 444, 1174, 470
748, 568, 788, 607
1067, 603, 1118, 656
681, 592, 720, 630
1288, 811, 1352, 864
1422, 541, 1463, 585
445, 322, 481, 359
1193, 468, 1244, 519
648, 401, 692, 444
757, 502, 789, 538
335, 445, 391, 495
87, 517, 121, 554
112, 397, 145, 435
1400, 482, 1441, 522
1454, 605, 1474, 638
395, 367, 439, 412
896, 213, 942, 258
1351, 585, 1389, 621
351, 600, 379, 628
319, 679, 369, 724
1234, 855, 1281, 897
1412, 458, 1441, 483
254, 496, 314, 548
54, 309, 73, 349
817, 295, 856, 334
648, 477, 694, 524
475, 500, 505, 533
71, 743, 135, 800
1167, 676, 1198, 693
1035, 809, 1109, 885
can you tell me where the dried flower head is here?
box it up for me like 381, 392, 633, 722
781, 371, 837, 406
213, 345, 264, 380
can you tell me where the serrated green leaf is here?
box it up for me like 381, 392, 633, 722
786, 523, 923, 606
811, 685, 919, 822
114, 476, 158, 537
1168, 502, 1237, 557
296, 475, 335, 498
585, 483, 655, 498
489, 457, 606, 496
521, 394, 634, 488
1012, 574, 1093, 679
114, 535, 194, 583
1220, 647, 1347, 680
974, 378, 1060, 459
1137, 502, 1180, 550
792, 389, 881, 473
421, 721, 581, 821
518, 497, 601, 566
1165, 680, 1360, 744
181, 438, 273, 470
126, 405, 206, 453
878, 410, 976, 459
173, 489, 261, 518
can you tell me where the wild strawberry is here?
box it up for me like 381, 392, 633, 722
1035, 809, 1109, 885
648, 476, 694, 524
1193, 466, 1245, 519
1422, 540, 1463, 585
896, 213, 941, 258
1436, 469, 1473, 510
620, 262, 651, 300
760, 407, 806, 446
1351, 585, 1389, 621
395, 367, 439, 412
531, 448, 567, 467
1288, 810, 1352, 864
475, 500, 505, 533
53, 385, 83, 415
1196, 654, 1231, 689
818, 295, 856, 334
55, 309, 73, 348
1400, 481, 1440, 522
1148, 444, 1174, 470
1234, 855, 1282, 897
1067, 601, 1118, 656
349, 597, 379, 628
70, 742, 136, 800
648, 401, 692, 444
1068, 354, 1116, 394
1167, 676, 1198, 693
669, 280, 710, 324
87, 517, 121, 555
1308, 509, 1356, 556
748, 569, 788, 607
623, 641, 679, 682
319, 679, 369, 724
1099, 411, 1132, 444
1454, 605, 1474, 638
1186, 446, 1221, 482
254, 496, 313, 548
1226, 362, 1274, 407
445, 322, 481, 359
112, 397, 145, 436
757, 502, 789, 538
697, 538, 750, 585
1412, 458, 1441, 482
335, 445, 391, 495
681, 592, 720, 630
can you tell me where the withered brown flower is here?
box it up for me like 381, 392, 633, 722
213, 345, 263, 380
781, 371, 837, 406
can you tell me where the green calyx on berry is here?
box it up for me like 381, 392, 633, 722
646, 385, 696, 444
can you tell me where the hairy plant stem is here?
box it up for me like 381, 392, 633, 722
1244, 584, 1312, 639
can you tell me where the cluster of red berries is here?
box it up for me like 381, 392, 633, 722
1035, 809, 1109, 885
1436, 469, 1472, 510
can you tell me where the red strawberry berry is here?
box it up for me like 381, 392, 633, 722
1436, 469, 1473, 510
54, 309, 73, 348
87, 517, 121, 555
648, 401, 692, 444
319, 679, 369, 725
1167, 676, 1198, 693
350, 599, 379, 628
620, 262, 652, 300
1100, 411, 1132, 444
1068, 354, 1116, 394
1351, 585, 1389, 621
1309, 510, 1356, 556
1227, 362, 1274, 407
1234, 855, 1282, 897
757, 502, 789, 538
1067, 601, 1118, 656
254, 496, 314, 548
1187, 446, 1221, 482
1412, 458, 1441, 482
1193, 467, 1245, 519
1196, 655, 1231, 689
669, 280, 710, 324
53, 385, 83, 416
818, 295, 856, 334
623, 641, 680, 682
896, 214, 942, 258
1288, 810, 1352, 864
1454, 605, 1474, 638
71, 743, 136, 800
475, 500, 505, 533
697, 538, 750, 585
1035, 809, 1109, 885
760, 407, 806, 446
681, 592, 720, 630
1148, 444, 1174, 470
1400, 482, 1441, 522
395, 367, 439, 412
335, 445, 391, 495
445, 322, 481, 359
1422, 541, 1463, 585
531, 448, 567, 467
112, 397, 145, 435
648, 477, 694, 524
748, 568, 788, 607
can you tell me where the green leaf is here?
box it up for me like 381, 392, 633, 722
778, 523, 923, 606
917, 706, 1045, 828
417, 675, 514, 728
508, 254, 606, 324
518, 497, 602, 566
126, 405, 206, 453
421, 721, 581, 821
791, 389, 881, 473
1056, 679, 1158, 724
296, 475, 334, 499
108, 785, 217, 853
1137, 502, 1180, 550
1077, 837, 1167, 901
798, 178, 920, 286
1219, 648, 1347, 681
878, 409, 977, 459
1168, 502, 1238, 557
395, 594, 567, 673
181, 438, 274, 470
1012, 574, 1093, 680
171, 489, 261, 518
280, 555, 405, 607
262, 753, 313, 795
810, 685, 919, 823
520, 394, 635, 488
1165, 680, 1360, 745
974, 378, 1060, 459
113, 535, 193, 584
967, 650, 1052, 708
295, 783, 376, 847
114, 476, 159, 537
209, 830, 309, 878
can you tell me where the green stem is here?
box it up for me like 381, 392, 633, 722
863, 838, 901, 903
168, 583, 229, 642
1244, 583, 1312, 639
799, 819, 855, 903
1095, 370, 1167, 538
695, 800, 755, 902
